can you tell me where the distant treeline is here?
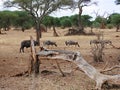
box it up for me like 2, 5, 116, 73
0, 10, 120, 31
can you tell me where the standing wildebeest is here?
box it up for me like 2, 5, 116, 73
43, 40, 57, 47
90, 39, 112, 48
90, 40, 112, 45
65, 40, 80, 47
20, 40, 39, 53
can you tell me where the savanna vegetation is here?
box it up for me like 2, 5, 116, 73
0, 0, 120, 90
0, 10, 120, 33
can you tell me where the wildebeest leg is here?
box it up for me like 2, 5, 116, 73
20, 47, 24, 53
22, 48, 25, 53
20, 47, 22, 53
77, 44, 80, 47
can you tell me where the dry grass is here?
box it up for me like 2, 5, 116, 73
0, 28, 120, 90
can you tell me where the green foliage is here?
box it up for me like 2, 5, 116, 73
42, 16, 61, 28
69, 14, 93, 27
60, 17, 72, 28
70, 14, 79, 26
92, 22, 100, 28
13, 11, 34, 30
0, 9, 119, 31
42, 16, 54, 28
53, 17, 61, 27
0, 10, 17, 30
81, 15, 92, 27
94, 16, 107, 28
94, 16, 107, 24
106, 24, 114, 29
0, 10, 34, 31
110, 13, 120, 25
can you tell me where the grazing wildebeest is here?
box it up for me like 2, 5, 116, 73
65, 40, 80, 47
20, 40, 39, 53
90, 39, 112, 48
43, 40, 57, 47
90, 40, 112, 45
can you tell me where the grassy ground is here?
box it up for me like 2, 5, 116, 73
0, 28, 120, 90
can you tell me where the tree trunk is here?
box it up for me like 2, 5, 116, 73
36, 22, 41, 45
100, 21, 105, 29
78, 6, 84, 33
22, 27, 25, 32
116, 24, 119, 32
53, 25, 59, 37
29, 36, 40, 76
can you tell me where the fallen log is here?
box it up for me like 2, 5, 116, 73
36, 48, 120, 90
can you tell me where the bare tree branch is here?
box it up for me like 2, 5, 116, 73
36, 48, 120, 90
100, 65, 120, 73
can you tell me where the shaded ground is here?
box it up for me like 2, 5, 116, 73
0, 28, 120, 90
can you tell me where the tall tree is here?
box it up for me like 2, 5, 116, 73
4, 0, 74, 44
71, 0, 97, 33
109, 13, 120, 32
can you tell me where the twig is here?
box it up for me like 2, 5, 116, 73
100, 65, 120, 73
55, 59, 65, 77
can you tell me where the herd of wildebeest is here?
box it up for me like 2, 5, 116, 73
19, 39, 114, 53
19, 40, 80, 53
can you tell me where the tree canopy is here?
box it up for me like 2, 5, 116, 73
4, 0, 75, 43
115, 0, 120, 4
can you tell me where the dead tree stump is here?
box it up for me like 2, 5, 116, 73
90, 32, 104, 62
28, 36, 40, 76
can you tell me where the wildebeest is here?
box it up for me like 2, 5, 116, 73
43, 40, 57, 47
65, 40, 80, 47
20, 40, 39, 53
90, 39, 112, 48
90, 40, 112, 45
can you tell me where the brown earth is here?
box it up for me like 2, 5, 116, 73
0, 28, 120, 90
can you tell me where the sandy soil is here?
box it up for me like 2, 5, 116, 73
0, 28, 120, 90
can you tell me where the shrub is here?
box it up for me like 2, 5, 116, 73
92, 22, 100, 28
107, 24, 114, 29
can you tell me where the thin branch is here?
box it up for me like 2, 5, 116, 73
55, 59, 65, 77
100, 65, 120, 73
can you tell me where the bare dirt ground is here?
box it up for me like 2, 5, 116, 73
0, 28, 120, 90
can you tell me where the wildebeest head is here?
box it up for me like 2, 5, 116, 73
34, 40, 39, 46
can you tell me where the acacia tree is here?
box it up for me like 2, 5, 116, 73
0, 11, 17, 31
109, 13, 120, 32
13, 11, 34, 31
71, 0, 97, 33
4, 0, 74, 44
42, 16, 59, 37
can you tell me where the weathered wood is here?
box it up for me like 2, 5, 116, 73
37, 48, 120, 90
39, 47, 65, 76
55, 59, 65, 77
30, 36, 36, 61
100, 65, 120, 73
29, 36, 40, 75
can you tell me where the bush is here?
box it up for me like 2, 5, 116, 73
92, 22, 100, 28
107, 24, 114, 29
60, 18, 72, 28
